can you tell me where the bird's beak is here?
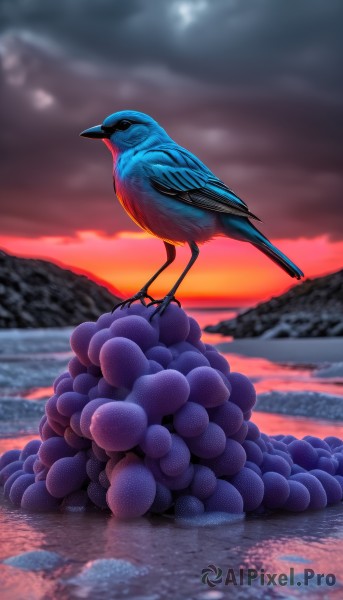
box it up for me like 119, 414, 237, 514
79, 125, 108, 139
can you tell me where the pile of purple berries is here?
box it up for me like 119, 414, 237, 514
1, 304, 343, 519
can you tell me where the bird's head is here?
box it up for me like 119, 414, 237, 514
80, 110, 169, 157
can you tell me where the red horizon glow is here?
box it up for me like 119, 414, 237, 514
1, 230, 342, 307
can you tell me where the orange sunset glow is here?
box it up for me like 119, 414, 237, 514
1, 231, 342, 307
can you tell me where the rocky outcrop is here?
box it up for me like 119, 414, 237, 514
0, 250, 121, 328
205, 269, 343, 338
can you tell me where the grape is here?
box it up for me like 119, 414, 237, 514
282, 435, 297, 444
245, 461, 262, 476
282, 480, 310, 512
170, 352, 210, 375
70, 411, 83, 437
107, 455, 156, 518
21, 481, 61, 511
97, 378, 124, 399
204, 351, 230, 375
288, 440, 318, 470
242, 441, 263, 466
90, 402, 147, 451
255, 437, 267, 452
99, 469, 110, 489
100, 337, 149, 388
92, 441, 109, 462
88, 328, 112, 366
290, 473, 327, 510
246, 422, 261, 442
317, 457, 336, 475
148, 360, 164, 374
169, 341, 200, 358
110, 315, 159, 351
39, 415, 47, 437
4, 470, 24, 498
175, 495, 204, 518
41, 421, 56, 441
303, 436, 331, 451
174, 402, 209, 438
47, 419, 67, 437
186, 317, 202, 344
39, 437, 76, 467
19, 440, 41, 462
0, 449, 21, 471
96, 312, 117, 330
309, 469, 342, 505
262, 472, 290, 509
273, 449, 293, 467
210, 401, 243, 437
64, 427, 90, 450
57, 392, 89, 417
228, 372, 256, 412
128, 370, 189, 417
291, 465, 306, 475
23, 455, 37, 474
144, 457, 193, 490
70, 321, 97, 367
9, 474, 35, 507
187, 367, 229, 407
334, 454, 343, 475
33, 459, 45, 475
159, 435, 190, 477
68, 356, 87, 378
244, 410, 252, 421
46, 452, 87, 498
202, 439, 246, 477
73, 374, 99, 395
231, 467, 265, 512
55, 377, 74, 396
269, 439, 287, 452
45, 395, 69, 425
53, 371, 71, 393
140, 425, 172, 458
158, 304, 190, 345
150, 482, 173, 514
86, 457, 104, 482
190, 465, 217, 500
146, 346, 173, 368
261, 454, 291, 477
187, 423, 226, 459
316, 449, 331, 458
0, 460, 24, 485
87, 482, 108, 509
88, 385, 99, 400
230, 421, 248, 444
205, 480, 244, 513
80, 398, 113, 439
324, 436, 343, 450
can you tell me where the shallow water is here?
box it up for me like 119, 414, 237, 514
0, 310, 343, 599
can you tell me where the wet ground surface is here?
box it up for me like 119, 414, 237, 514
0, 312, 343, 599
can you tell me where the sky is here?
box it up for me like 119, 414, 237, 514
1, 0, 342, 305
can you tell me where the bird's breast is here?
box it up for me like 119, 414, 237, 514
114, 162, 218, 244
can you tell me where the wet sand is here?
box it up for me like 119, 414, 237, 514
216, 337, 343, 363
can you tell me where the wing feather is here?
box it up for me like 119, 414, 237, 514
143, 147, 261, 221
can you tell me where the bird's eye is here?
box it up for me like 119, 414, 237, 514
116, 120, 132, 131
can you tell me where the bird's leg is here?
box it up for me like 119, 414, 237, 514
148, 241, 200, 319
112, 242, 176, 311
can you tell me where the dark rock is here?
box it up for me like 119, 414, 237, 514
0, 249, 121, 328
205, 269, 343, 338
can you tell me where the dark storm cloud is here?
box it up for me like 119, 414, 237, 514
0, 0, 342, 239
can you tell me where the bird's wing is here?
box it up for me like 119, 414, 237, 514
143, 148, 261, 221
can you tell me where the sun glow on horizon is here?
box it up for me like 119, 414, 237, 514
1, 230, 342, 307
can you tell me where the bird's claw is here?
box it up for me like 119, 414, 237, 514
112, 291, 155, 313
147, 295, 181, 320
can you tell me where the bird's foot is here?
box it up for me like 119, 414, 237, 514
112, 290, 155, 313
147, 295, 181, 319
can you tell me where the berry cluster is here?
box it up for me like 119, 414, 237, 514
1, 304, 343, 518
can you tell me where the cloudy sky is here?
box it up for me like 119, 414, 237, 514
1, 0, 342, 304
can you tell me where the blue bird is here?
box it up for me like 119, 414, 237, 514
80, 110, 304, 317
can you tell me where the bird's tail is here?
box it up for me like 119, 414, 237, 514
220, 216, 304, 280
